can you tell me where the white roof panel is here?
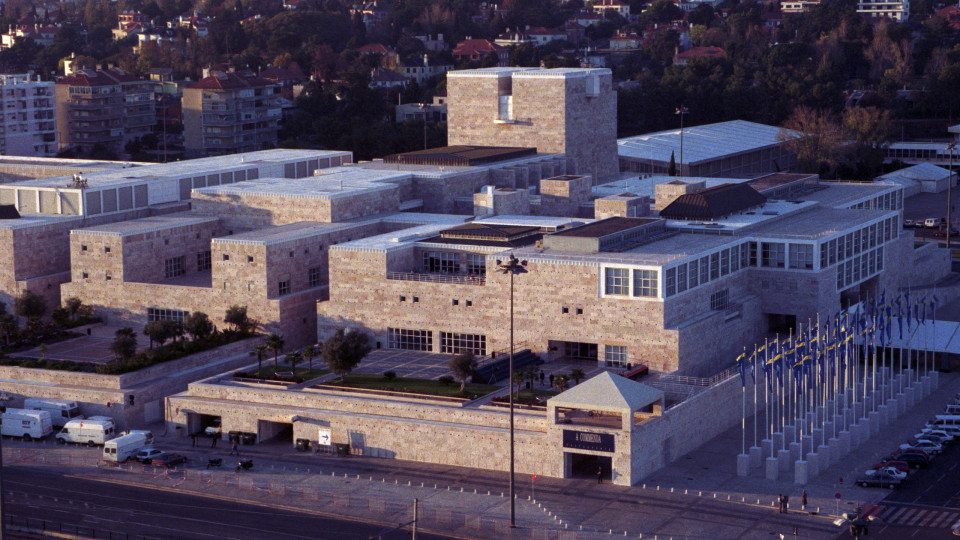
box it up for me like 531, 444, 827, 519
617, 120, 797, 165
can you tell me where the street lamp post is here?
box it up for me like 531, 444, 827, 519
496, 254, 528, 529
675, 105, 689, 176
948, 142, 956, 251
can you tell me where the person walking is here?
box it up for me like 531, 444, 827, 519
777, 494, 784, 513
229, 440, 239, 456
191, 433, 198, 447
211, 434, 218, 448
539, 371, 545, 385
783, 494, 790, 514
596, 466, 603, 484
801, 489, 808, 511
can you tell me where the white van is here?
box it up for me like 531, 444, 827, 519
944, 404, 960, 415
123, 429, 153, 446
102, 432, 149, 463
86, 416, 116, 428
1, 408, 53, 440
24, 398, 83, 428
926, 415, 960, 434
56, 419, 115, 446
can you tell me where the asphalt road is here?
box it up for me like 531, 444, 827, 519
883, 437, 960, 508
1, 466, 453, 540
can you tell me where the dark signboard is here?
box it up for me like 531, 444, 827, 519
562, 429, 615, 453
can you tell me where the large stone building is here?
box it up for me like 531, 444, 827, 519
0, 74, 57, 157
54, 68, 154, 155
182, 71, 282, 158
447, 67, 619, 181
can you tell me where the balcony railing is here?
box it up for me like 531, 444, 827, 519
386, 271, 486, 286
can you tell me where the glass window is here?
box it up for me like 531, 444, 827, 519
720, 249, 730, 276
278, 280, 290, 295
789, 244, 813, 270
740, 243, 749, 269
876, 246, 884, 270
309, 267, 322, 288
829, 239, 837, 265
676, 264, 688, 293
440, 332, 486, 355
837, 263, 844, 289
389, 328, 433, 351
749, 242, 758, 267
466, 253, 486, 275
710, 289, 730, 311
730, 247, 740, 272
635, 269, 659, 298
710, 253, 720, 279
164, 256, 186, 278
604, 267, 630, 295
699, 256, 710, 283
147, 307, 187, 323
688, 260, 699, 288
761, 242, 785, 268
197, 251, 211, 271
423, 251, 459, 274
604, 345, 627, 367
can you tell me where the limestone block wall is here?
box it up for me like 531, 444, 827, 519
594, 195, 649, 220
473, 187, 531, 216
212, 242, 269, 297
69, 234, 124, 284
748, 268, 839, 326
538, 175, 591, 217
629, 375, 768, 483
328, 187, 401, 222
120, 221, 222, 283
0, 219, 79, 308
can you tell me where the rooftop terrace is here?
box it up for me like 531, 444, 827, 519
193, 167, 410, 200
70, 214, 218, 237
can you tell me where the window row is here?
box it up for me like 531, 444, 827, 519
665, 243, 749, 298
819, 218, 896, 269
388, 328, 433, 352
440, 332, 486, 356
849, 191, 901, 212
836, 247, 884, 291
604, 267, 659, 298
147, 307, 188, 323
604, 345, 628, 368
164, 256, 186, 278
423, 251, 486, 276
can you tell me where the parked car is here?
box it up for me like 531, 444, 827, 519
889, 450, 932, 468
914, 432, 950, 446
863, 466, 908, 481
900, 439, 943, 455
204, 418, 222, 438
874, 459, 910, 474
134, 448, 164, 464
857, 470, 904, 488
150, 453, 187, 468
904, 219, 917, 228
918, 428, 955, 443
934, 227, 959, 237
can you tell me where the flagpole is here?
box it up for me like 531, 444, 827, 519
753, 344, 758, 449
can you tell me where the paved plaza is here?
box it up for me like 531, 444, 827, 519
9, 324, 149, 364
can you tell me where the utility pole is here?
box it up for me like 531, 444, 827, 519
411, 498, 418, 540
675, 105, 690, 176
948, 142, 956, 250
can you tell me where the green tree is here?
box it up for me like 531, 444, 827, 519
14, 290, 47, 320
553, 374, 570, 391
287, 351, 302, 375
184, 311, 214, 342
265, 332, 285, 371
64, 297, 83, 320
143, 320, 176, 348
225, 305, 253, 334
777, 105, 848, 176
842, 106, 892, 179
51, 307, 71, 328
322, 328, 371, 382
570, 368, 586, 385
448, 351, 477, 392
668, 151, 677, 176
110, 327, 138, 364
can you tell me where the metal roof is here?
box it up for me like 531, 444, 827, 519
617, 120, 798, 165
548, 371, 663, 414
550, 217, 661, 238
659, 183, 767, 220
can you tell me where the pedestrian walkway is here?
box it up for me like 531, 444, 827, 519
861, 503, 960, 529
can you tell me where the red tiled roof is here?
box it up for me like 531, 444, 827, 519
676, 46, 727, 60
452, 39, 505, 57
260, 62, 306, 83
357, 43, 392, 54
188, 71, 277, 90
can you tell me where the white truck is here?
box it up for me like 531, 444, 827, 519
56, 419, 116, 446
24, 398, 83, 427
1, 408, 53, 440
102, 432, 150, 463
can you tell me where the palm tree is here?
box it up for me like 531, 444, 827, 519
264, 333, 285, 372
570, 368, 586, 385
287, 351, 302, 376
302, 344, 318, 374
253, 344, 267, 378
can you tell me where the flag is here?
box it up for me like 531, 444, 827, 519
920, 295, 927, 325
737, 351, 747, 387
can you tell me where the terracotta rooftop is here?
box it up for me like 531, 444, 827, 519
57, 68, 142, 87
659, 183, 766, 220
384, 145, 536, 166
550, 217, 661, 238
188, 71, 276, 90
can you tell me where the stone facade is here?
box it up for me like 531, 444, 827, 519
654, 180, 705, 211
594, 194, 650, 219
447, 68, 618, 180
473, 186, 531, 216
537, 174, 592, 217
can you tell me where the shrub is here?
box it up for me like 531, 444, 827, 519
438, 375, 454, 386
383, 371, 397, 380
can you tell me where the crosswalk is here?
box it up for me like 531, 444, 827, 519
860, 503, 960, 529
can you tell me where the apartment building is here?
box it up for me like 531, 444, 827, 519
0, 74, 57, 157
182, 71, 282, 158
857, 0, 909, 21
54, 68, 154, 155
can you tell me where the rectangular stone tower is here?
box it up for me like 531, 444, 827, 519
446, 67, 618, 182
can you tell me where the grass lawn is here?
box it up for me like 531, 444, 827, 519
494, 388, 559, 406
241, 366, 328, 381
325, 374, 499, 399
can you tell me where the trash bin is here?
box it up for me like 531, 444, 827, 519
296, 438, 310, 452
241, 432, 257, 445
335, 443, 350, 456
228, 431, 240, 443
